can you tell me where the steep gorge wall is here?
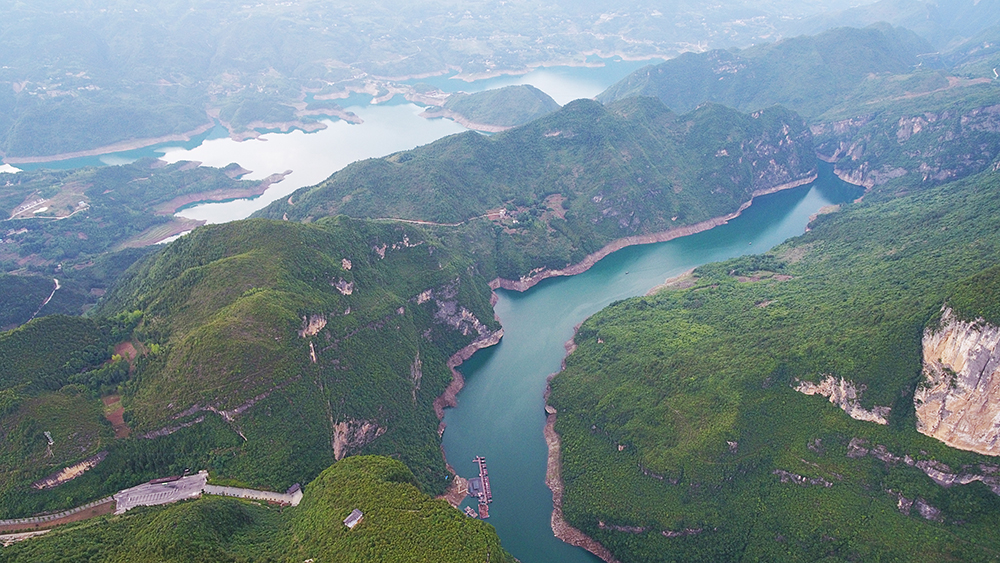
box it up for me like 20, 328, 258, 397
811, 102, 1000, 189
915, 307, 1000, 456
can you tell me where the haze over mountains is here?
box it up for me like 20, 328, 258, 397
4, 2, 1000, 562
2, 0, 999, 159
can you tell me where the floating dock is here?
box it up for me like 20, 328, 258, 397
463, 456, 493, 518
473, 456, 492, 518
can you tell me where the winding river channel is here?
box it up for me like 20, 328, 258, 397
14, 59, 864, 561
441, 166, 862, 563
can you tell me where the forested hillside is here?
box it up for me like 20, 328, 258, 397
257, 97, 816, 280
548, 157, 1000, 561
597, 25, 932, 118
0, 456, 514, 563
0, 216, 504, 521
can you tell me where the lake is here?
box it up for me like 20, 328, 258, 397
441, 165, 863, 563
13, 58, 659, 226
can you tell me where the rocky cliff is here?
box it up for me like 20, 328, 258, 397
795, 375, 891, 425
811, 96, 1000, 189
915, 307, 1000, 456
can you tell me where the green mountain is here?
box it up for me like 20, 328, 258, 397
0, 456, 514, 563
548, 156, 1000, 560
597, 25, 932, 119
422, 84, 561, 130
0, 216, 503, 520
256, 97, 816, 280
789, 0, 1000, 49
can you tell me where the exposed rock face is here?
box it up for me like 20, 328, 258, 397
813, 103, 1000, 189
847, 436, 1000, 495
794, 375, 891, 425
773, 469, 833, 488
333, 278, 354, 295
410, 352, 422, 403
31, 452, 108, 490
331, 419, 385, 461
298, 314, 327, 337
430, 278, 492, 337
915, 307, 1000, 456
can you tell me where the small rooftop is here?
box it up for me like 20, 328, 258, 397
343, 509, 364, 529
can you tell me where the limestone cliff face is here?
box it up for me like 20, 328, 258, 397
795, 375, 891, 425
332, 419, 385, 461
915, 307, 1000, 456
811, 103, 1000, 189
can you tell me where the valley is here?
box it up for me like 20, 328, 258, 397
4, 7, 1000, 562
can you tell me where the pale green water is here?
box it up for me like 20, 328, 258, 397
13, 60, 648, 224
441, 165, 863, 563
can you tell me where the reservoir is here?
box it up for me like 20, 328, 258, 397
7, 58, 863, 562
441, 165, 863, 563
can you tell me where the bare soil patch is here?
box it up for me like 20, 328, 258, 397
114, 342, 138, 361
102, 395, 131, 439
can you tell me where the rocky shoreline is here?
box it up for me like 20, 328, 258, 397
432, 328, 505, 432
151, 170, 292, 215
2, 123, 215, 165
419, 108, 512, 133
544, 409, 621, 563
490, 173, 817, 292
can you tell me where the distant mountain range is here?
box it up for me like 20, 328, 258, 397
3, 0, 1000, 159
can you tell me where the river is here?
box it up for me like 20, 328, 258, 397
441, 165, 863, 563
9, 59, 862, 561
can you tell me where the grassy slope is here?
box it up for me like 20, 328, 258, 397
256, 97, 815, 279
0, 456, 515, 563
549, 163, 1000, 561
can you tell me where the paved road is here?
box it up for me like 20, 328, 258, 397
113, 471, 208, 514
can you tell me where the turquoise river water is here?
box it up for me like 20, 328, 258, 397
441, 165, 863, 563
9, 59, 865, 562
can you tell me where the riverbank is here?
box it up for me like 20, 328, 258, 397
538, 331, 619, 562
2, 123, 215, 165
420, 108, 512, 133
433, 329, 505, 434
490, 173, 817, 292
544, 410, 620, 563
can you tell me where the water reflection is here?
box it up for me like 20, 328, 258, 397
164, 104, 468, 223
